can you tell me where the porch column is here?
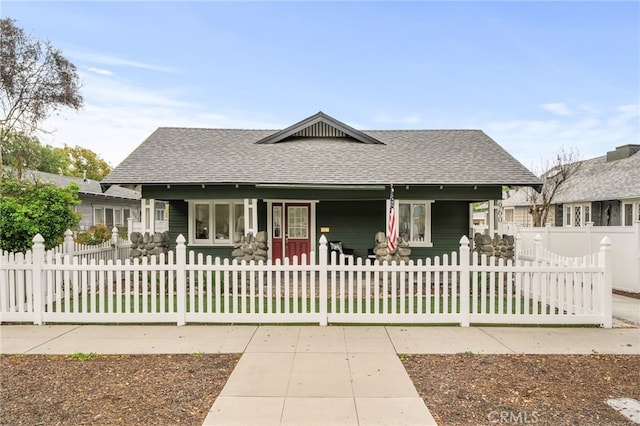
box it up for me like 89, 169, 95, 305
141, 199, 155, 234
244, 198, 258, 235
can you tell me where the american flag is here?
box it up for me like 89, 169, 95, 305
387, 185, 397, 253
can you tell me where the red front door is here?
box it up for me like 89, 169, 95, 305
271, 203, 311, 263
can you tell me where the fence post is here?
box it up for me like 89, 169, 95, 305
599, 236, 613, 328
111, 227, 119, 260
176, 234, 187, 326
319, 235, 328, 326
459, 236, 470, 327
63, 229, 74, 255
534, 234, 543, 262
514, 234, 521, 263
32, 234, 45, 325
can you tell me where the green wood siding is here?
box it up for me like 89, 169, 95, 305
414, 201, 470, 259
316, 200, 384, 258
167, 201, 187, 251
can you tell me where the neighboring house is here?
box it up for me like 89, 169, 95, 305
502, 144, 640, 227
102, 112, 540, 261
22, 170, 141, 232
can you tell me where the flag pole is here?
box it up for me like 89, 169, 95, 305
387, 183, 397, 254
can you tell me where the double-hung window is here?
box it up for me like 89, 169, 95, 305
392, 200, 433, 247
190, 200, 245, 245
564, 203, 591, 227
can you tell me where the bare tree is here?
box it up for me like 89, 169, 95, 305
0, 18, 83, 168
524, 147, 582, 226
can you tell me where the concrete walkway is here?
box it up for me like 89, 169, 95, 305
1, 294, 638, 425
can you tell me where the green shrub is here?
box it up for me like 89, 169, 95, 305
0, 173, 80, 252
75, 224, 112, 245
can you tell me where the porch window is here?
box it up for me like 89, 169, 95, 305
214, 204, 230, 241
234, 204, 245, 234
195, 204, 210, 240
189, 200, 245, 245
564, 203, 591, 227
395, 200, 433, 246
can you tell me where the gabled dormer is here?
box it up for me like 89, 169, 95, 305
255, 111, 384, 145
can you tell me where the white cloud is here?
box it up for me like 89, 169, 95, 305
69, 48, 176, 73
540, 102, 572, 116
38, 71, 283, 167
486, 102, 639, 170
87, 67, 114, 76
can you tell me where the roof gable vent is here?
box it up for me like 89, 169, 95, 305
291, 121, 348, 138
255, 111, 384, 145
606, 144, 640, 162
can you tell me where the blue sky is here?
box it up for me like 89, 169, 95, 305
2, 1, 639, 171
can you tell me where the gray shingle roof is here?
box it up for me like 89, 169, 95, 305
502, 149, 640, 206
22, 170, 140, 200
553, 151, 640, 203
103, 114, 540, 187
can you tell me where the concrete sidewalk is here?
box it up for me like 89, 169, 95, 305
2, 324, 639, 426
1, 294, 638, 425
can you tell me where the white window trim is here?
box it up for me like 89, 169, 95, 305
92, 205, 135, 228
622, 199, 640, 226
503, 207, 515, 223
564, 203, 591, 227
187, 199, 245, 246
388, 199, 434, 247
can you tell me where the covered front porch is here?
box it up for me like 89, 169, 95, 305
133, 183, 506, 264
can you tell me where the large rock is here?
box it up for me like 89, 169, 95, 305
232, 231, 269, 262
130, 231, 169, 262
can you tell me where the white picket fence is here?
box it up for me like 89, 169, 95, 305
0, 234, 613, 327
508, 223, 640, 293
49, 228, 132, 263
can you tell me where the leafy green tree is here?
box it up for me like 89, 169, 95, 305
0, 173, 80, 252
0, 17, 83, 168
0, 131, 42, 179
62, 145, 111, 180
1, 130, 112, 179
38, 144, 70, 175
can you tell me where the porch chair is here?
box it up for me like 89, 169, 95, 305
328, 241, 354, 262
